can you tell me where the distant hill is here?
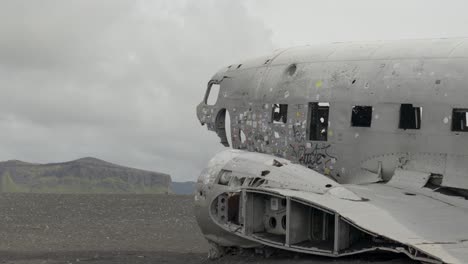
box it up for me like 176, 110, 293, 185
170, 181, 196, 195
0, 157, 171, 194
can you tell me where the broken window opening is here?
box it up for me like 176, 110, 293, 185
215, 109, 232, 147
204, 82, 220, 105
240, 177, 246, 185
249, 177, 266, 187
228, 176, 244, 187
308, 102, 330, 141
351, 106, 373, 127
272, 104, 288, 124
399, 104, 422, 130
217, 170, 232, 185
452, 109, 468, 132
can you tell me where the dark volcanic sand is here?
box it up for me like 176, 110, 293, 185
0, 193, 417, 264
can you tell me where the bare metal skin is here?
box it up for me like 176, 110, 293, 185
195, 38, 468, 264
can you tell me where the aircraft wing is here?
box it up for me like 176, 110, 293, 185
203, 150, 468, 264
266, 183, 468, 264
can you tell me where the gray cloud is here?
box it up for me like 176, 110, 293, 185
2, 0, 466, 181
247, 0, 468, 47
0, 0, 274, 181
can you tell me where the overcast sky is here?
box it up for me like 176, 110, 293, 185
1, 0, 467, 181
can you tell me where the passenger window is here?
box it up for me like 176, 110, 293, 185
272, 104, 288, 124
308, 102, 329, 141
399, 104, 422, 130
351, 106, 373, 127
452, 109, 468, 132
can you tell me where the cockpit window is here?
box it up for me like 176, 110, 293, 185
217, 170, 232, 185
205, 83, 220, 105
308, 102, 329, 141
272, 104, 288, 124
452, 109, 468, 132
351, 106, 373, 127
399, 104, 422, 130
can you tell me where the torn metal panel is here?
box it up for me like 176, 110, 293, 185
348, 168, 382, 184
387, 169, 431, 189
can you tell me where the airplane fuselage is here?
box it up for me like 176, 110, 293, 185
197, 38, 468, 188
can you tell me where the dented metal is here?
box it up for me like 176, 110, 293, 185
195, 38, 468, 264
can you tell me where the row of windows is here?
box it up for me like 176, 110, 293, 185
271, 103, 468, 141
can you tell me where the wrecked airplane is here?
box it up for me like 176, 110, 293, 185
194, 38, 468, 264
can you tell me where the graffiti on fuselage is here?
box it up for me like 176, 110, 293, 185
292, 123, 306, 143
289, 143, 337, 169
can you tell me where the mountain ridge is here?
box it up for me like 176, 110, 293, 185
0, 157, 172, 194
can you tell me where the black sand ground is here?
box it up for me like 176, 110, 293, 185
0, 193, 417, 264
